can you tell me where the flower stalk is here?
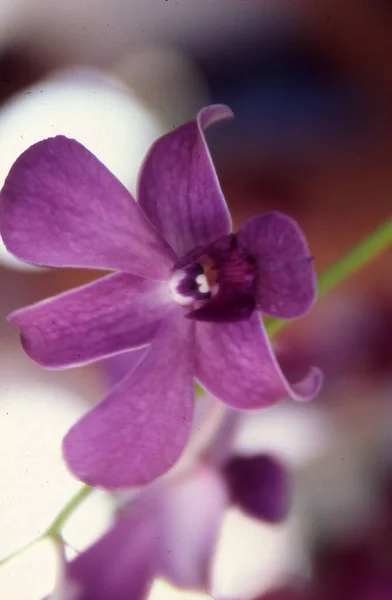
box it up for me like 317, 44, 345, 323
44, 484, 94, 539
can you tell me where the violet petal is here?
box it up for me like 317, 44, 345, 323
223, 454, 291, 523
237, 212, 316, 318
0, 136, 175, 278
9, 273, 171, 368
195, 313, 322, 409
101, 347, 148, 389
63, 308, 195, 489
157, 464, 228, 589
67, 496, 159, 600
138, 105, 232, 256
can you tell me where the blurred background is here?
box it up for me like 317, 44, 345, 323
0, 0, 391, 598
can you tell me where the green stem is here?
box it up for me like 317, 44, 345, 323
44, 485, 93, 539
0, 486, 93, 566
317, 217, 392, 295
2, 217, 392, 567
0, 538, 39, 568
266, 217, 392, 337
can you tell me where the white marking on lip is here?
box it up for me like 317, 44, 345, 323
169, 270, 194, 305
195, 273, 210, 294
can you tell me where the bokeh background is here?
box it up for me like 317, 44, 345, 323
0, 1, 391, 598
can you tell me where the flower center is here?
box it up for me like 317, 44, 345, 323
170, 234, 258, 322
169, 263, 217, 306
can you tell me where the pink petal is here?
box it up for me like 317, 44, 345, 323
10, 273, 171, 368
67, 495, 159, 600
63, 308, 195, 489
195, 313, 322, 409
101, 348, 148, 389
238, 212, 316, 318
0, 136, 175, 278
138, 105, 232, 257
158, 464, 228, 589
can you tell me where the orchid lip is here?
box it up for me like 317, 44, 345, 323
169, 270, 195, 306
172, 234, 259, 322
169, 266, 215, 306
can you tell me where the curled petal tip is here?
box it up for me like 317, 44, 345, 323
196, 314, 322, 410
197, 104, 234, 129
291, 366, 323, 402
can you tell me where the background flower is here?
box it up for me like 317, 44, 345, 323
45, 394, 291, 600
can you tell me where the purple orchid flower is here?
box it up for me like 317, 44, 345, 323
46, 464, 227, 600
46, 399, 291, 600
0, 104, 322, 489
50, 461, 288, 600
46, 493, 159, 600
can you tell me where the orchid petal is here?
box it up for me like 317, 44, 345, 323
63, 308, 195, 489
138, 105, 232, 257
10, 273, 171, 368
101, 347, 148, 389
224, 454, 291, 523
158, 464, 228, 589
195, 313, 322, 409
67, 497, 159, 600
0, 136, 175, 278
238, 212, 316, 318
